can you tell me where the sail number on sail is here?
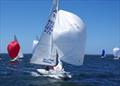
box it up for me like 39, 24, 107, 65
43, 58, 54, 64
44, 9, 57, 34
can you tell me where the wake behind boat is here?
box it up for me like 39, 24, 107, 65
30, 0, 86, 80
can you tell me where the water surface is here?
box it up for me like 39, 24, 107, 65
0, 54, 120, 86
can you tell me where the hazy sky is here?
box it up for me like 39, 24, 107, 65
0, 0, 120, 54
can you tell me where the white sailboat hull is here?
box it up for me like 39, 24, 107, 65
32, 69, 72, 80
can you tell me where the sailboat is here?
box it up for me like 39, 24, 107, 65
18, 50, 24, 59
101, 49, 106, 58
30, 0, 86, 80
7, 35, 24, 62
113, 47, 120, 60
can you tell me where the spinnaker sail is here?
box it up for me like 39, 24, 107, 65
7, 35, 20, 59
53, 10, 86, 66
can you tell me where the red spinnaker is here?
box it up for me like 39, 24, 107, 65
7, 41, 20, 59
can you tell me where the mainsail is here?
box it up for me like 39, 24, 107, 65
53, 10, 86, 66
30, 0, 59, 66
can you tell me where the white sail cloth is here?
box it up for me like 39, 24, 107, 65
113, 47, 120, 58
53, 10, 86, 66
18, 49, 24, 58
30, 0, 59, 66
32, 40, 39, 52
53, 59, 63, 71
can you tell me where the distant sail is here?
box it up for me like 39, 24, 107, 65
53, 10, 86, 66
32, 36, 39, 53
113, 47, 120, 59
7, 39, 20, 59
101, 49, 105, 58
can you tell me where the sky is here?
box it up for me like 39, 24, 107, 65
0, 0, 120, 54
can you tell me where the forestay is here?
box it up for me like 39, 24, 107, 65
53, 10, 86, 66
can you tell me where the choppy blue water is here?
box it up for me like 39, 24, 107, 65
0, 54, 120, 86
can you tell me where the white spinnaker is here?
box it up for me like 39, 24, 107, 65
30, 0, 59, 66
113, 47, 120, 58
53, 10, 86, 66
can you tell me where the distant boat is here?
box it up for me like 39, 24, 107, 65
101, 49, 106, 58
30, 0, 86, 80
113, 47, 120, 60
7, 35, 24, 62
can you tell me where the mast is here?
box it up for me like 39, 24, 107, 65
14, 35, 17, 41
53, 0, 59, 11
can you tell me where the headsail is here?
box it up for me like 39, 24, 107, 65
53, 10, 86, 66
17, 49, 24, 58
30, 0, 59, 66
